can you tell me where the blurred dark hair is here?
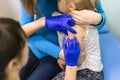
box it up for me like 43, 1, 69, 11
0, 18, 26, 80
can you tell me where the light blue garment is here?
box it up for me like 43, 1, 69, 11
20, 0, 60, 59
19, 0, 106, 59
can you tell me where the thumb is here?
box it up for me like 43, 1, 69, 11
70, 10, 79, 15
68, 18, 75, 26
62, 38, 67, 50
58, 29, 68, 35
65, 25, 77, 34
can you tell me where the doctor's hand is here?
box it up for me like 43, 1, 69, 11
70, 10, 102, 25
63, 37, 80, 66
45, 14, 77, 35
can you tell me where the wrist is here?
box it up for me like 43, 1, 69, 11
40, 17, 45, 27
66, 65, 77, 68
65, 65, 77, 80
66, 62, 78, 66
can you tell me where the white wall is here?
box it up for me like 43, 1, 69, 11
101, 0, 120, 40
0, 0, 19, 21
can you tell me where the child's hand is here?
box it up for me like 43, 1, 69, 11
59, 49, 64, 60
62, 37, 80, 66
57, 58, 66, 70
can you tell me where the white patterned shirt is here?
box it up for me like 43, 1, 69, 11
78, 25, 103, 72
57, 25, 103, 72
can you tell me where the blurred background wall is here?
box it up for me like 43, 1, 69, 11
0, 0, 120, 40
101, 0, 120, 40
0, 0, 19, 21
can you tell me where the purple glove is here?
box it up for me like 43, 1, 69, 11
45, 14, 77, 35
62, 37, 80, 66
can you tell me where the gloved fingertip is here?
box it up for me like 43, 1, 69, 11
73, 36, 77, 41
67, 37, 71, 42
64, 32, 68, 35
60, 29, 68, 35
62, 38, 67, 49
68, 20, 75, 26
72, 30, 77, 34
66, 26, 77, 34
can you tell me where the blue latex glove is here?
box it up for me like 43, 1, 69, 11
62, 37, 80, 66
45, 14, 77, 35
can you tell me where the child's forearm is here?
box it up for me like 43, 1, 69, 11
64, 66, 77, 80
22, 17, 45, 36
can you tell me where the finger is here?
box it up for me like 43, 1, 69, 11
58, 59, 65, 65
74, 37, 80, 48
62, 38, 67, 49
65, 25, 77, 34
71, 37, 78, 48
70, 10, 79, 15
73, 37, 79, 46
57, 59, 65, 70
66, 14, 75, 26
59, 64, 65, 70
58, 28, 68, 35
72, 15, 79, 20
67, 38, 73, 49
71, 38, 75, 49
67, 38, 70, 47
72, 14, 80, 21
67, 17, 75, 26
73, 36, 78, 42
71, 15, 82, 25
72, 37, 78, 48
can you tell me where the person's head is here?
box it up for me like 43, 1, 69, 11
0, 18, 28, 80
57, 0, 98, 13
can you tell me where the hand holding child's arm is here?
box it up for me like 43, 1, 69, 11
63, 37, 80, 80
63, 37, 80, 66
70, 10, 102, 25
46, 14, 76, 35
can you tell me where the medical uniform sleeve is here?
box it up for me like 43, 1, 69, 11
20, 1, 61, 59
19, 1, 34, 25
28, 36, 61, 59
96, 0, 106, 30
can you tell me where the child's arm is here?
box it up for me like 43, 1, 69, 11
64, 66, 77, 80
62, 37, 80, 80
